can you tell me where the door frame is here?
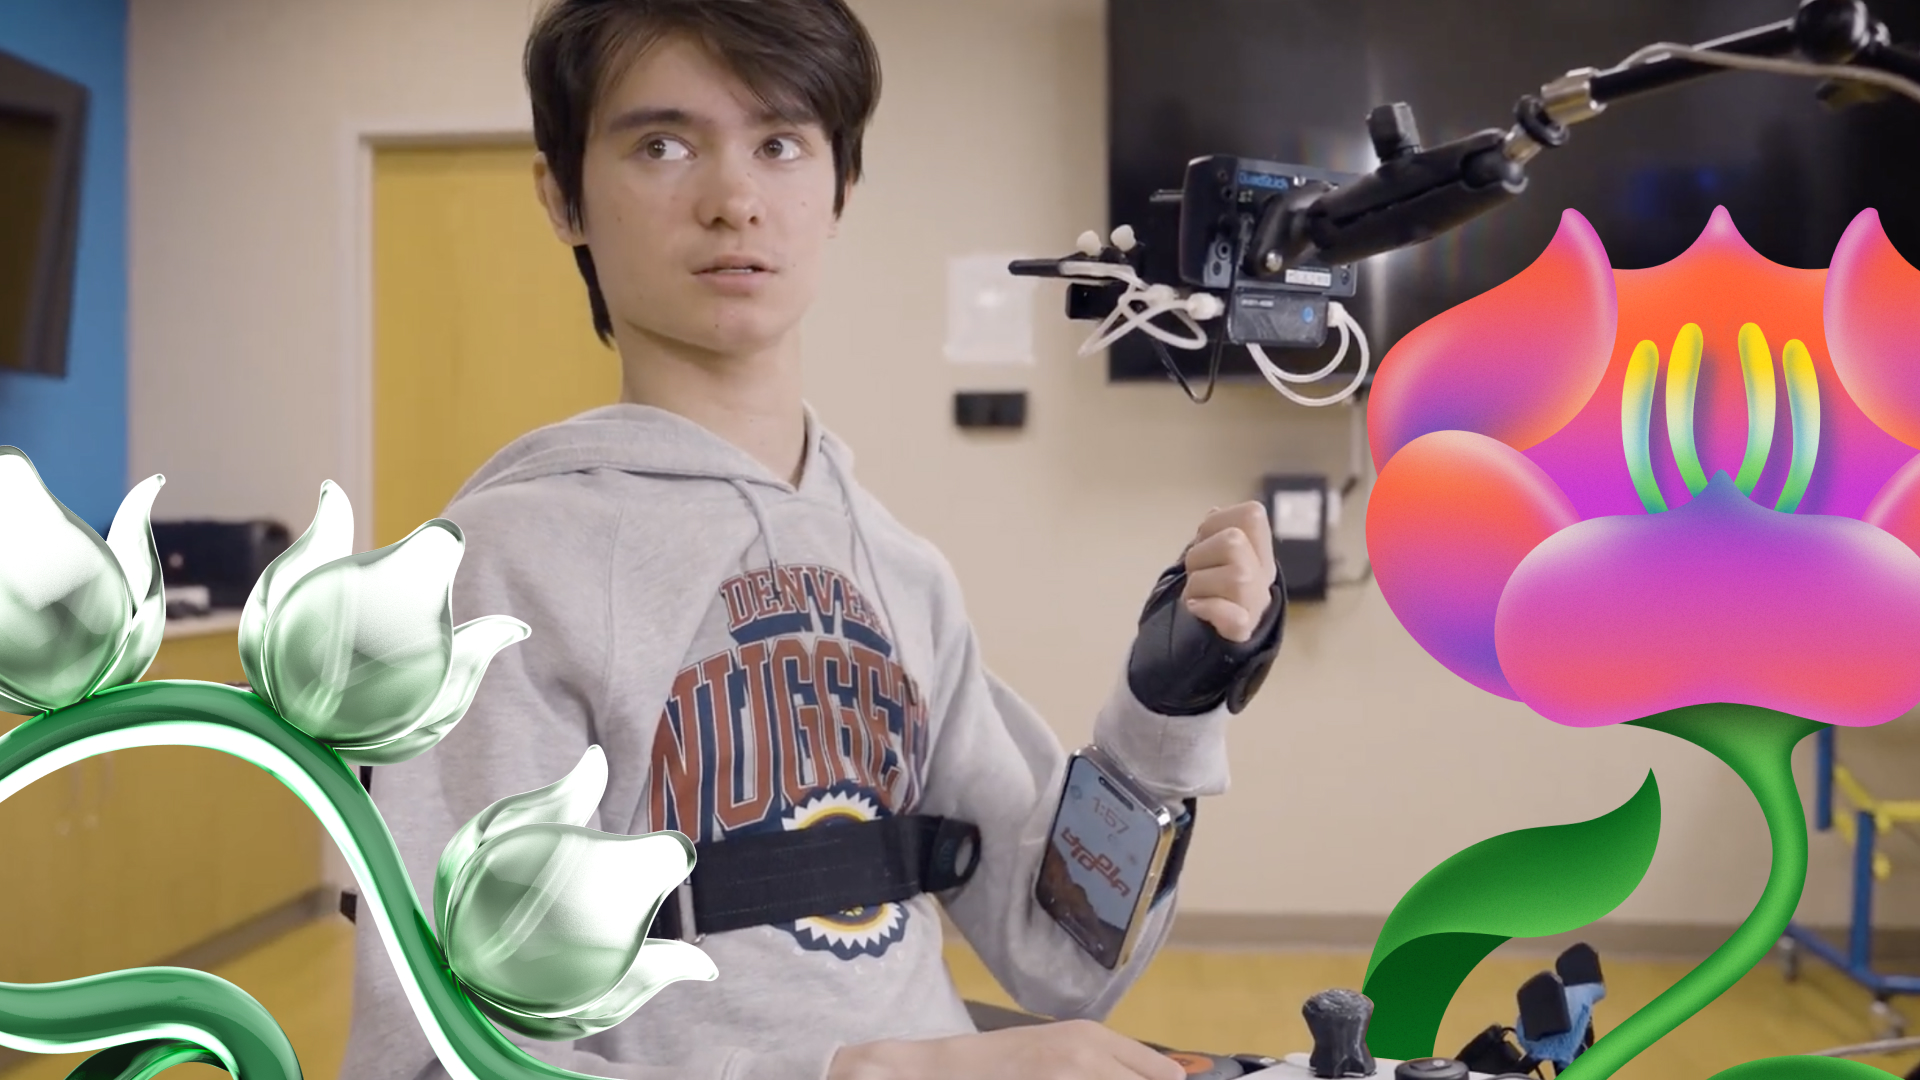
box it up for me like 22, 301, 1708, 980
339, 120, 534, 553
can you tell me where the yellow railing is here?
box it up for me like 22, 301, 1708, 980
1829, 765, 1920, 881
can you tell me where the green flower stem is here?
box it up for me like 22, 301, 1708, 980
0, 680, 643, 1080
0, 969, 295, 1080
65, 1038, 226, 1080
1561, 703, 1824, 1080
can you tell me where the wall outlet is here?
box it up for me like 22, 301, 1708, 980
1262, 474, 1329, 600
954, 390, 1027, 429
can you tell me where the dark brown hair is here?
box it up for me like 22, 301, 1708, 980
524, 0, 882, 344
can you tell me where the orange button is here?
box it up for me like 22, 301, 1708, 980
1164, 1051, 1217, 1076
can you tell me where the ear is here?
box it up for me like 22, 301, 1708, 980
532, 151, 588, 246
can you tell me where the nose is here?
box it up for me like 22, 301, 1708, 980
697, 153, 764, 231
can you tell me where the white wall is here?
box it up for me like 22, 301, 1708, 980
127, 0, 1906, 932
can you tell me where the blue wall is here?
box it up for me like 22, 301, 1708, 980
0, 0, 125, 536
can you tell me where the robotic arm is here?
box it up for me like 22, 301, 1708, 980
1010, 0, 1920, 408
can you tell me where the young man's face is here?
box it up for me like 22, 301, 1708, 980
537, 32, 844, 360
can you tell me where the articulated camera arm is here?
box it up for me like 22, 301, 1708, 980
1257, 0, 1920, 271
1005, 0, 1920, 408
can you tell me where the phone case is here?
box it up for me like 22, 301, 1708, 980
1034, 744, 1178, 970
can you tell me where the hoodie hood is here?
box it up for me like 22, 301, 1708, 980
449, 400, 902, 652
451, 401, 848, 501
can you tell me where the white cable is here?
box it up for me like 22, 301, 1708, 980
1246, 301, 1371, 407
1062, 258, 1216, 355
1253, 314, 1351, 384
1053, 229, 1367, 405
1619, 42, 1920, 105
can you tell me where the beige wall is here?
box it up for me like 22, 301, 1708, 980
127, 0, 1909, 931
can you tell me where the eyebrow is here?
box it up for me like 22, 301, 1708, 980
603, 105, 807, 133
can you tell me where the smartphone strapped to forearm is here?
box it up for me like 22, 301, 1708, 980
1035, 744, 1198, 969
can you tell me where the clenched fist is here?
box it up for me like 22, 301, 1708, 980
1180, 501, 1278, 644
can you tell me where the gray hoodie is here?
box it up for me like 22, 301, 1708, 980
336, 402, 1234, 1080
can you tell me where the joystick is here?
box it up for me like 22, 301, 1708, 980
1304, 989, 1376, 1078
1273, 989, 1505, 1079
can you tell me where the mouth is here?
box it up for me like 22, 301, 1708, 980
696, 258, 774, 276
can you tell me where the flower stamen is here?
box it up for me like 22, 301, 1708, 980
1736, 323, 1776, 496
1620, 323, 1824, 514
1623, 340, 1668, 514
1776, 339, 1821, 513
1665, 323, 1708, 496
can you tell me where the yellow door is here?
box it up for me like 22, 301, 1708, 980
372, 143, 623, 549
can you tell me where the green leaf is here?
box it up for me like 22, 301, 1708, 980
1361, 770, 1662, 1059
1361, 931, 1509, 1060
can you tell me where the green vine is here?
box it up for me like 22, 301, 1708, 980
0, 681, 666, 1080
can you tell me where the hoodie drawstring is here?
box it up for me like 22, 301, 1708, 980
730, 479, 789, 606
824, 448, 904, 654
727, 440, 902, 659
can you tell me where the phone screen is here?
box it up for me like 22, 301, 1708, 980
1037, 753, 1166, 968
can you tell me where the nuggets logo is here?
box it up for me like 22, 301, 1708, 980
649, 564, 931, 959
778, 786, 911, 958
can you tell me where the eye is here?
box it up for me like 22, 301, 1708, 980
641, 135, 692, 161
761, 135, 804, 161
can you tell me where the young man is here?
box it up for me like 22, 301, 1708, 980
338, 2, 1285, 1079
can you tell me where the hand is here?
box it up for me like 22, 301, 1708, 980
1180, 501, 1277, 644
826, 1019, 1187, 1080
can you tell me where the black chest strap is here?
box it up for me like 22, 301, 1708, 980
647, 813, 981, 942
345, 768, 981, 943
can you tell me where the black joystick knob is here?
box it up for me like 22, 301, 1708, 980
1394, 1058, 1469, 1080
1303, 989, 1376, 1078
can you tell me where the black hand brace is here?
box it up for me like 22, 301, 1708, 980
1126, 556, 1286, 716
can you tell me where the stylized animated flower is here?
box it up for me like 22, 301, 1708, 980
0, 460, 705, 1080
1365, 206, 1920, 728
238, 480, 529, 764
1354, 205, 1920, 1080
435, 746, 716, 1040
0, 447, 167, 715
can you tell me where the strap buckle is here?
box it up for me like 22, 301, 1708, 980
924, 816, 982, 892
